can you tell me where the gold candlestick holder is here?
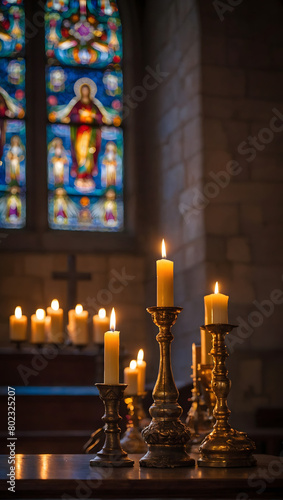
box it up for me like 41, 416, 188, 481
199, 363, 216, 420
140, 307, 195, 468
187, 365, 214, 445
198, 324, 256, 468
90, 383, 134, 468
120, 393, 148, 454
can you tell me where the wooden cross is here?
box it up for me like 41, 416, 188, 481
52, 255, 91, 311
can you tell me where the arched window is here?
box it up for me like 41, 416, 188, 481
0, 0, 124, 232
45, 0, 123, 231
0, 0, 26, 229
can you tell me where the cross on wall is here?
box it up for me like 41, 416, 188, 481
52, 254, 91, 312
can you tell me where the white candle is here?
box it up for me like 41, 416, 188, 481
204, 281, 229, 325
93, 308, 109, 344
157, 239, 174, 306
200, 327, 213, 365
46, 299, 64, 343
124, 360, 139, 395
104, 308, 119, 384
9, 306, 27, 342
31, 309, 46, 344
71, 304, 89, 345
136, 348, 146, 394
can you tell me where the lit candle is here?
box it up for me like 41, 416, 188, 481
93, 308, 109, 344
204, 281, 229, 325
104, 308, 119, 384
200, 327, 213, 365
46, 299, 64, 344
156, 239, 174, 306
71, 304, 89, 345
31, 309, 46, 344
192, 343, 201, 379
124, 360, 139, 395
136, 348, 146, 394
9, 306, 27, 342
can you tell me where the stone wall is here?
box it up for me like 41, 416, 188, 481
141, 0, 204, 384
200, 0, 283, 427
142, 0, 283, 426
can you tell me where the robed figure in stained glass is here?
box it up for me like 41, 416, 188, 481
50, 78, 111, 192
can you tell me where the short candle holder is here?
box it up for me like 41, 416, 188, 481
120, 393, 148, 454
140, 307, 195, 468
198, 324, 257, 468
90, 383, 134, 468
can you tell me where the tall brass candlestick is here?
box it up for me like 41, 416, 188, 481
198, 324, 256, 468
139, 307, 195, 468
90, 383, 134, 467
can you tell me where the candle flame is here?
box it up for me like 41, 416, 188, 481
51, 299, 59, 311
110, 307, 116, 331
130, 360, 137, 370
214, 281, 219, 294
36, 309, 45, 321
161, 238, 166, 258
15, 306, 22, 319
137, 348, 144, 362
75, 304, 83, 314
98, 308, 106, 319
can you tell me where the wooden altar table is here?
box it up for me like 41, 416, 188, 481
1, 453, 283, 499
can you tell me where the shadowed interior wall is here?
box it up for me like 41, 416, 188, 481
141, 0, 283, 428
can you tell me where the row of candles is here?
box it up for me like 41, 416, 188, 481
9, 301, 112, 345
9, 240, 229, 392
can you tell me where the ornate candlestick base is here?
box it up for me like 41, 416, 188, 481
90, 384, 134, 468
198, 324, 256, 468
121, 393, 147, 454
140, 307, 195, 468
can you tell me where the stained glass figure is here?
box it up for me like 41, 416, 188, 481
45, 0, 122, 68
46, 0, 124, 231
0, 0, 25, 229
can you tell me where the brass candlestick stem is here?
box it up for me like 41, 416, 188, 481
140, 307, 195, 468
90, 383, 134, 468
199, 363, 216, 419
187, 365, 214, 445
120, 393, 147, 454
198, 324, 256, 468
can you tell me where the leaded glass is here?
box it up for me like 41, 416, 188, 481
0, 0, 25, 229
45, 0, 124, 232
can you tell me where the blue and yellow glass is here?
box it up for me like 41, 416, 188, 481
0, 0, 25, 229
45, 0, 124, 231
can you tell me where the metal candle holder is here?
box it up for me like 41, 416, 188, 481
187, 364, 214, 445
199, 363, 216, 420
198, 324, 257, 468
140, 307, 195, 468
90, 383, 134, 468
120, 393, 147, 454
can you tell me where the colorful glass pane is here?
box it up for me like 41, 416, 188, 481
0, 57, 25, 117
0, 119, 26, 228
0, 0, 25, 58
46, 0, 124, 232
47, 124, 123, 230
45, 0, 122, 68
0, 0, 25, 229
46, 66, 122, 126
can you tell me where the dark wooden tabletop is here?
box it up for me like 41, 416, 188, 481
1, 453, 283, 499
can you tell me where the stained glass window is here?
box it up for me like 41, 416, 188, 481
45, 0, 124, 231
0, 0, 26, 229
